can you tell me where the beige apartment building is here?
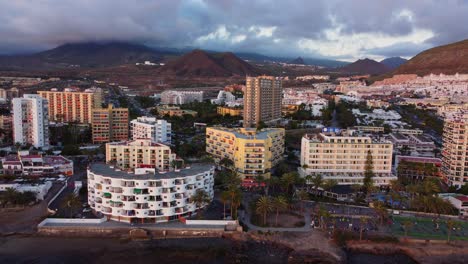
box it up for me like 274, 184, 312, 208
243, 76, 282, 128
38, 87, 103, 123
441, 115, 468, 188
300, 130, 395, 186
92, 104, 129, 144
206, 127, 284, 186
106, 139, 176, 171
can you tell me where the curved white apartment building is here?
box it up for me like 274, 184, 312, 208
88, 163, 214, 223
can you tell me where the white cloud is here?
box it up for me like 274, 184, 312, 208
248, 26, 277, 38
232, 34, 246, 43
196, 25, 230, 43
297, 24, 434, 61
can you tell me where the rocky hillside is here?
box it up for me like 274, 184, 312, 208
393, 39, 468, 75
380, 57, 407, 70
158, 49, 260, 77
339, 58, 390, 75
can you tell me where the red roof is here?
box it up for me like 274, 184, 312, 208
455, 196, 468, 202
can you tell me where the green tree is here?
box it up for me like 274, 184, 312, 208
311, 174, 323, 196
281, 172, 299, 195
402, 220, 414, 240
359, 216, 369, 241
296, 189, 309, 213
323, 179, 338, 192
272, 196, 289, 227
256, 196, 272, 226
363, 150, 375, 195
220, 191, 230, 219
316, 205, 331, 229
446, 219, 459, 243
373, 201, 388, 226
62, 193, 81, 218
190, 189, 211, 218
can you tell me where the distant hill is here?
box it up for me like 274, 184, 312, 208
158, 49, 260, 77
235, 52, 347, 68
380, 57, 407, 70
339, 58, 390, 75
0, 42, 170, 70
289, 57, 305, 65
393, 39, 468, 75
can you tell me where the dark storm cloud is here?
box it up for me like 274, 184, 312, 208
0, 0, 467, 59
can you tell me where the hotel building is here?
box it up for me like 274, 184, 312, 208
87, 163, 214, 223
92, 104, 129, 144
206, 127, 285, 185
106, 139, 176, 171
441, 115, 468, 187
244, 76, 282, 128
38, 87, 103, 123
300, 130, 395, 185
217, 106, 243, 117
160, 90, 203, 105
130, 116, 171, 144
12, 94, 49, 148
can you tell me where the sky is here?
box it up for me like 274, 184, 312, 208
0, 0, 467, 61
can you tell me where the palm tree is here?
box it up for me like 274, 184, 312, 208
317, 206, 331, 229
227, 185, 240, 217
389, 179, 404, 192
421, 178, 440, 195
304, 175, 313, 191
373, 201, 388, 226
402, 220, 414, 240
220, 191, 230, 219
432, 196, 454, 215
231, 190, 242, 219
446, 219, 459, 243
311, 175, 323, 196
296, 190, 309, 213
281, 172, 298, 195
62, 193, 81, 218
272, 196, 288, 227
256, 196, 272, 226
323, 179, 338, 192
359, 217, 369, 241
266, 176, 280, 195
190, 189, 211, 218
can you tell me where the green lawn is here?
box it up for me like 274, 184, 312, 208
391, 216, 468, 241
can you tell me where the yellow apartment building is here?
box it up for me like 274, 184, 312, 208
206, 127, 285, 185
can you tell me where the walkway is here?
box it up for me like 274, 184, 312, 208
240, 195, 312, 232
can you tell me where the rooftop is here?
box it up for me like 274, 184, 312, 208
89, 163, 214, 180
208, 127, 283, 140
107, 139, 170, 148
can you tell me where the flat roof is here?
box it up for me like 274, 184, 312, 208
209, 127, 283, 140
89, 163, 214, 180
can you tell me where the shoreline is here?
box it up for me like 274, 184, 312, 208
2, 227, 468, 263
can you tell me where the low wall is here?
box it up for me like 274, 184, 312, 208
38, 226, 129, 238
185, 220, 237, 226
38, 217, 106, 227
38, 225, 235, 238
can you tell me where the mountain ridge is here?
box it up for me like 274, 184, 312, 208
393, 39, 468, 75
157, 49, 260, 77
339, 58, 390, 75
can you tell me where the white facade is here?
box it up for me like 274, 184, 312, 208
160, 90, 204, 105
12, 94, 49, 148
211, 91, 236, 105
87, 163, 214, 223
299, 131, 395, 185
0, 181, 52, 200
131, 117, 171, 144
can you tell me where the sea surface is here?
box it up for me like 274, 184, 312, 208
0, 236, 418, 264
